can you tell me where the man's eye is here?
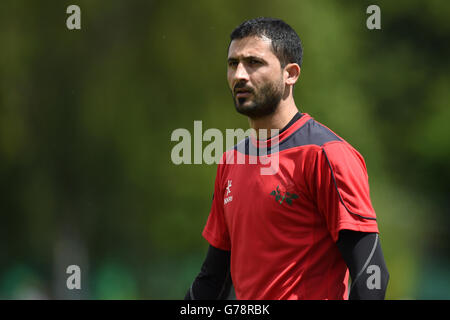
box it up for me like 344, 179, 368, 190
250, 59, 260, 65
228, 61, 238, 67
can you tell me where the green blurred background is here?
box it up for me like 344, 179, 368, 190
1, 0, 449, 299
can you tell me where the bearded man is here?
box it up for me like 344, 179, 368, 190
185, 17, 389, 300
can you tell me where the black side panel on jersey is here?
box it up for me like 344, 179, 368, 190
234, 119, 342, 156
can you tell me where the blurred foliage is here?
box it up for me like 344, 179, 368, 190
0, 0, 449, 299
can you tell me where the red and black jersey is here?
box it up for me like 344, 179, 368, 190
203, 113, 378, 300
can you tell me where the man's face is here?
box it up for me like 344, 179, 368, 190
227, 36, 285, 119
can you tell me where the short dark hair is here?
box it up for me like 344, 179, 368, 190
230, 17, 303, 67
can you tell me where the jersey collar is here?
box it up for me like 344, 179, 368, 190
249, 113, 312, 149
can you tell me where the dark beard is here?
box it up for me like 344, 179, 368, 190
233, 80, 284, 119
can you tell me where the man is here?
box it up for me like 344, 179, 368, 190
185, 17, 389, 300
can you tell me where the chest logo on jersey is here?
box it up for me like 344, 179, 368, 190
224, 180, 233, 205
270, 185, 299, 205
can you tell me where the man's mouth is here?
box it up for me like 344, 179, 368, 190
236, 91, 251, 98
234, 88, 253, 98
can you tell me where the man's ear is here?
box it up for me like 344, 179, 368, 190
284, 63, 301, 86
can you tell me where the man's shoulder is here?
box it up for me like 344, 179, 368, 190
217, 116, 360, 159
282, 117, 366, 169
278, 117, 342, 152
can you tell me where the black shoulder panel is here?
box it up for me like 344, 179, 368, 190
234, 119, 342, 155
278, 119, 342, 152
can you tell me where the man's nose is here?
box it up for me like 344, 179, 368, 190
234, 62, 249, 82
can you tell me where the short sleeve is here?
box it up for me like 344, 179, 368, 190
202, 161, 231, 251
313, 141, 379, 242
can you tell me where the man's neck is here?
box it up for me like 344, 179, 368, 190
248, 98, 299, 139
